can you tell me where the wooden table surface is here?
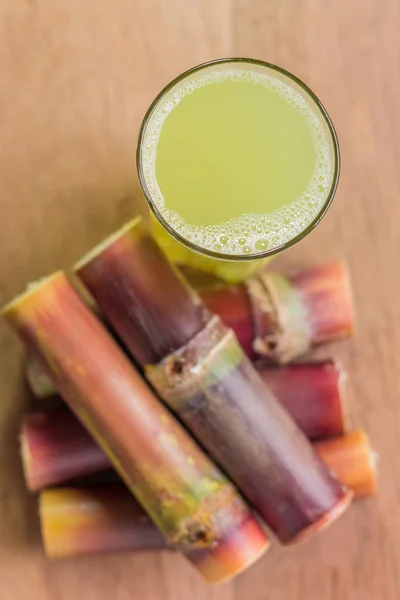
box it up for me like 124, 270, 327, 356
1, 1, 399, 598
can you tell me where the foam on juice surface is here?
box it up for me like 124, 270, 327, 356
140, 67, 335, 256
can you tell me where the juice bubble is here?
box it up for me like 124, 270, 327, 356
255, 239, 269, 251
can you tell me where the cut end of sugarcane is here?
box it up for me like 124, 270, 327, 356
39, 491, 52, 556
39, 486, 169, 558
283, 489, 354, 546
370, 449, 379, 470
39, 490, 61, 558
351, 430, 378, 496
193, 517, 270, 584
335, 360, 347, 437
1, 272, 65, 318
74, 216, 145, 272
20, 412, 55, 493
20, 426, 35, 492
315, 430, 377, 499
369, 450, 379, 493
25, 355, 56, 398
39, 488, 96, 558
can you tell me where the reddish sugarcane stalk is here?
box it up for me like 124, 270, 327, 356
27, 344, 347, 444
25, 348, 346, 442
259, 360, 345, 440
40, 431, 376, 559
40, 485, 167, 558
2, 273, 269, 584
75, 218, 352, 545
24, 262, 354, 397
23, 405, 369, 496
200, 261, 354, 363
21, 408, 111, 491
21, 361, 344, 492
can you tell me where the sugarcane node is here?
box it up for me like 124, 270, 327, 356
266, 338, 278, 351
246, 271, 312, 363
168, 357, 187, 376
186, 521, 213, 546
70, 223, 353, 545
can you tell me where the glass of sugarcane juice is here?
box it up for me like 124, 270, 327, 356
137, 58, 339, 282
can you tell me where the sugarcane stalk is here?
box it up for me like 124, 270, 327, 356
21, 408, 111, 491
25, 354, 346, 441
314, 430, 377, 498
200, 261, 354, 363
39, 431, 376, 559
24, 262, 354, 396
21, 361, 344, 491
2, 273, 269, 584
259, 360, 345, 440
199, 284, 255, 358
40, 485, 168, 558
75, 218, 352, 545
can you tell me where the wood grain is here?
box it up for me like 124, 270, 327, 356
0, 1, 399, 598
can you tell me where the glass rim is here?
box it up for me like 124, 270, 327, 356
136, 57, 340, 262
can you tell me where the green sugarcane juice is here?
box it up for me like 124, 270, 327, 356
139, 62, 337, 281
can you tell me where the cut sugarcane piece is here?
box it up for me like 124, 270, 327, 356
199, 284, 255, 358
314, 430, 377, 498
2, 273, 269, 584
21, 409, 111, 491
200, 261, 354, 363
260, 360, 345, 440
21, 361, 344, 491
40, 485, 167, 557
75, 218, 352, 545
39, 432, 376, 558
76, 217, 210, 365
23, 407, 370, 495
